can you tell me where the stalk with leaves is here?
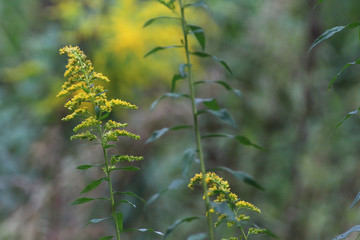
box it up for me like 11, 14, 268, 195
144, 1, 273, 239
57, 46, 146, 240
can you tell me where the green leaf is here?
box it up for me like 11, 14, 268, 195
99, 236, 113, 240
191, 51, 232, 74
146, 125, 192, 143
195, 80, 242, 98
185, 1, 211, 12
124, 228, 164, 236
188, 25, 205, 51
104, 144, 116, 149
198, 109, 237, 128
81, 177, 108, 194
328, 58, 360, 89
115, 200, 137, 208
210, 166, 264, 190
349, 192, 360, 209
116, 212, 123, 231
99, 112, 110, 121
114, 191, 145, 203
309, 22, 360, 52
179, 63, 188, 78
76, 164, 103, 170
71, 197, 95, 205
145, 179, 184, 209
333, 225, 360, 240
336, 108, 360, 129
144, 45, 183, 58
150, 93, 190, 110
195, 98, 220, 110
143, 16, 180, 28
163, 216, 200, 239
86, 217, 112, 226
186, 233, 208, 240
202, 133, 263, 150
182, 148, 197, 178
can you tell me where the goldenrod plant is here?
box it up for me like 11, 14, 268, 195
57, 46, 159, 240
144, 0, 273, 239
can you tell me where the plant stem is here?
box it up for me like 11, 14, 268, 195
239, 225, 248, 240
178, 1, 215, 239
101, 129, 122, 240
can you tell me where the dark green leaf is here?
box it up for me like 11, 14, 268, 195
145, 179, 184, 208
168, 179, 184, 189
328, 58, 360, 89
333, 225, 360, 240
195, 80, 242, 98
202, 133, 263, 150
349, 192, 360, 209
210, 166, 264, 190
191, 51, 232, 74
150, 93, 190, 110
100, 112, 110, 121
146, 125, 192, 144
186, 233, 208, 240
185, 1, 211, 12
188, 25, 205, 51
71, 197, 94, 205
163, 216, 200, 239
104, 144, 116, 149
144, 45, 183, 58
116, 212, 123, 231
309, 22, 360, 52
86, 217, 111, 226
114, 191, 145, 203
95, 106, 101, 119
171, 74, 183, 93
198, 109, 237, 129
143, 16, 180, 28
81, 177, 108, 194
195, 98, 220, 110
336, 108, 360, 129
76, 164, 103, 170
124, 228, 164, 236
99, 236, 113, 240
115, 200, 136, 208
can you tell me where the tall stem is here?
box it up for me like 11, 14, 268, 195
100, 129, 121, 240
178, 1, 215, 239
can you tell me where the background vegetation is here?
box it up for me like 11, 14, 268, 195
1, 0, 360, 239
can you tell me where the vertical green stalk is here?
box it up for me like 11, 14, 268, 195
101, 138, 121, 240
178, 1, 214, 239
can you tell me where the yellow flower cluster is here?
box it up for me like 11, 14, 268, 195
111, 155, 144, 165
57, 46, 140, 144
189, 172, 261, 229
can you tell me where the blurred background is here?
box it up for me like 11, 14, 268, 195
1, 0, 360, 239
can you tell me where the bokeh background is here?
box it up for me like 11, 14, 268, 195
1, 0, 360, 239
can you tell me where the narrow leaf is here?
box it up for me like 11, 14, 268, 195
336, 108, 360, 129
168, 179, 184, 189
195, 80, 242, 98
116, 212, 123, 231
163, 217, 200, 239
124, 228, 164, 236
145, 179, 184, 208
182, 148, 197, 178
199, 109, 237, 129
309, 22, 360, 52
115, 200, 137, 208
76, 164, 102, 170
86, 217, 111, 226
191, 51, 232, 74
81, 177, 107, 194
179, 63, 188, 78
113, 166, 140, 171
71, 197, 94, 205
349, 192, 360, 209
143, 16, 180, 28
151, 93, 190, 110
185, 0, 211, 12
104, 144, 116, 149
99, 236, 113, 240
99, 112, 110, 121
195, 98, 220, 110
328, 58, 360, 89
144, 45, 183, 58
114, 191, 145, 203
188, 25, 206, 51
333, 225, 360, 240
202, 133, 263, 150
210, 166, 264, 190
146, 125, 192, 143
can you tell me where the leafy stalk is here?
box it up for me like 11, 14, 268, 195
178, 1, 214, 239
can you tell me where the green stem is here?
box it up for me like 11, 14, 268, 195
239, 225, 248, 240
100, 128, 122, 240
178, 1, 215, 240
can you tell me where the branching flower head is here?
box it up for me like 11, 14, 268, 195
57, 45, 139, 143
